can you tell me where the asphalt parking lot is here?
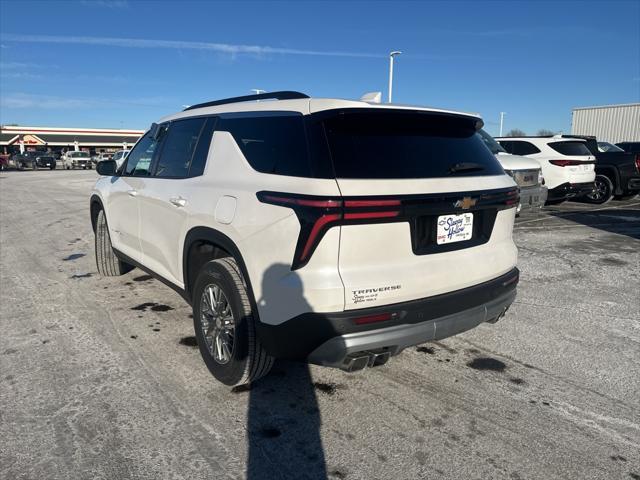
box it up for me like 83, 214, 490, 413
1, 170, 638, 480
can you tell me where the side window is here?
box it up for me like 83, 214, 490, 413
217, 113, 312, 177
124, 133, 158, 176
154, 118, 206, 178
511, 141, 541, 156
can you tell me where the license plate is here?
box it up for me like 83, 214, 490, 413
436, 213, 473, 245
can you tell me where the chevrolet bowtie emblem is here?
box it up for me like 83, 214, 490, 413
454, 197, 477, 209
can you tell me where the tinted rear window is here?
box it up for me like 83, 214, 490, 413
322, 110, 503, 179
548, 141, 592, 156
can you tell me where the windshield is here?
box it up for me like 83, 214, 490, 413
597, 142, 624, 153
477, 129, 506, 154
71, 152, 90, 158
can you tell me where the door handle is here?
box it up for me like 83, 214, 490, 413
127, 189, 137, 197
169, 196, 187, 207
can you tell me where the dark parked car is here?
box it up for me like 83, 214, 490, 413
12, 151, 57, 170
616, 142, 640, 154
563, 136, 640, 203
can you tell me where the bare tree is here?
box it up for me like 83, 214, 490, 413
537, 129, 556, 136
505, 128, 526, 137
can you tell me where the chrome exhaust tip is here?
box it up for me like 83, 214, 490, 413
340, 354, 370, 372
366, 349, 391, 367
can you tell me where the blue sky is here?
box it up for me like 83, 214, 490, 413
0, 0, 638, 135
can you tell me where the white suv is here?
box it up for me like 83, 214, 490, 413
63, 150, 92, 169
91, 91, 520, 386
495, 135, 596, 203
477, 130, 547, 212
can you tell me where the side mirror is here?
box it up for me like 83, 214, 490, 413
96, 160, 117, 176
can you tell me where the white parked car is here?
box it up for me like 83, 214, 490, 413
110, 150, 130, 169
477, 130, 547, 212
62, 151, 92, 170
495, 135, 595, 203
91, 91, 520, 386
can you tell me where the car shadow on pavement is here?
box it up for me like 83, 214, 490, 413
548, 208, 640, 240
246, 264, 327, 480
246, 361, 326, 479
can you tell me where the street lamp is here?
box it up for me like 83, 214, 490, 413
388, 51, 402, 103
499, 112, 506, 136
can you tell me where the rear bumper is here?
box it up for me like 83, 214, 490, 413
256, 268, 519, 367
548, 182, 595, 200
518, 185, 547, 212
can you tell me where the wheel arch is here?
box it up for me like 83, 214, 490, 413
594, 165, 621, 195
183, 227, 255, 308
89, 194, 105, 232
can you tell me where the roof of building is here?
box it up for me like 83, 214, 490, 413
0, 125, 144, 146
572, 103, 640, 111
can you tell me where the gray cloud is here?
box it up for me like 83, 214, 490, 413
1, 33, 385, 59
0, 92, 169, 110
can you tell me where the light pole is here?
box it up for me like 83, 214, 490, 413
499, 112, 506, 136
388, 51, 402, 103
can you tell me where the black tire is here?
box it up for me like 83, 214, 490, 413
192, 258, 273, 386
584, 174, 613, 204
94, 209, 133, 276
50, 162, 56, 170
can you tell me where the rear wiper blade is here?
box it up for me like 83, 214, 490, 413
449, 162, 485, 174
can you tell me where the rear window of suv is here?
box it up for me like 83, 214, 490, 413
548, 141, 592, 156
321, 110, 504, 179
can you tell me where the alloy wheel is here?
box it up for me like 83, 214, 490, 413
588, 178, 608, 201
200, 284, 235, 364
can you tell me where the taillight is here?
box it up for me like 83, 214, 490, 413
257, 192, 402, 269
257, 187, 518, 270
635, 154, 640, 173
549, 160, 595, 167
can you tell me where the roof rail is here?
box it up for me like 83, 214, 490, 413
183, 91, 309, 111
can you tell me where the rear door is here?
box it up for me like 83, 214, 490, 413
315, 108, 518, 310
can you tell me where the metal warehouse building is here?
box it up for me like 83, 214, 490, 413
571, 103, 640, 144
0, 125, 144, 156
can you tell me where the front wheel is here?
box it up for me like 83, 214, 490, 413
94, 209, 133, 276
584, 175, 613, 204
192, 258, 273, 386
